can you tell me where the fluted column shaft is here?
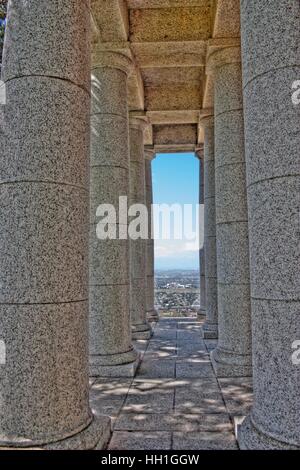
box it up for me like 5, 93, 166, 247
0, 0, 110, 448
200, 115, 218, 339
238, 0, 300, 449
145, 148, 159, 322
208, 46, 252, 377
89, 51, 138, 377
196, 149, 206, 319
129, 117, 152, 339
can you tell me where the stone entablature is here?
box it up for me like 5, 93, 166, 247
91, 0, 241, 152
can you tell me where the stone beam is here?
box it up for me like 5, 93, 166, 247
145, 85, 202, 111
131, 41, 207, 68
129, 6, 211, 43
127, 1, 211, 8
154, 144, 197, 153
153, 124, 198, 146
143, 65, 203, 111
147, 110, 200, 125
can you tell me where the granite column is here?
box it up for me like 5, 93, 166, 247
0, 0, 110, 448
208, 46, 252, 376
196, 148, 206, 320
89, 51, 139, 377
238, 0, 300, 448
199, 114, 218, 339
129, 115, 152, 339
144, 147, 159, 323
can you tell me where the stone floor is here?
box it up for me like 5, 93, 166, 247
90, 317, 253, 450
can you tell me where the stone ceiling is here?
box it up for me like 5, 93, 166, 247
91, 0, 240, 152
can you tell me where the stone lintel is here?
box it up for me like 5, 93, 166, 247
129, 6, 212, 43
147, 110, 200, 125
127, 1, 211, 9
131, 41, 207, 68
153, 123, 198, 147
154, 144, 197, 154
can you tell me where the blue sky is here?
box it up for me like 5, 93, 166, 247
152, 153, 200, 271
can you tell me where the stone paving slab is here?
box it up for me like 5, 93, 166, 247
177, 321, 202, 330
176, 342, 207, 357
160, 317, 194, 322
114, 412, 233, 432
172, 376, 219, 389
222, 396, 253, 417
147, 338, 177, 347
218, 378, 253, 417
123, 379, 175, 414
108, 431, 172, 450
151, 328, 177, 340
94, 317, 250, 450
136, 358, 176, 378
145, 343, 177, 359
90, 379, 132, 418
172, 432, 238, 450
131, 378, 178, 388
218, 377, 253, 391
175, 384, 227, 414
176, 358, 215, 378
177, 330, 204, 343
133, 339, 149, 355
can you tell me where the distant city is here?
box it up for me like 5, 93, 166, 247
155, 269, 200, 317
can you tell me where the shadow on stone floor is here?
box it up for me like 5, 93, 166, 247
90, 317, 253, 450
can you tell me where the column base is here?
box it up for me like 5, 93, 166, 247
237, 415, 300, 450
202, 322, 218, 339
132, 322, 153, 340
90, 348, 140, 378
90, 354, 140, 378
147, 309, 159, 322
0, 415, 111, 450
211, 347, 252, 378
197, 308, 206, 320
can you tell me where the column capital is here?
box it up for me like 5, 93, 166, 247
206, 45, 241, 77
199, 109, 214, 129
144, 146, 156, 161
129, 112, 149, 133
92, 48, 134, 76
195, 145, 204, 160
